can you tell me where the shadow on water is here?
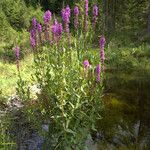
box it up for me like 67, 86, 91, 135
96, 69, 150, 150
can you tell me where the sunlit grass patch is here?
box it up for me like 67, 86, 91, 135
0, 55, 34, 100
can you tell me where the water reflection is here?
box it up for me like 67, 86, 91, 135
97, 69, 150, 150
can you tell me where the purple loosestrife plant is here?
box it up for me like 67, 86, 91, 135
92, 5, 99, 29
43, 10, 52, 42
99, 36, 106, 63
14, 46, 20, 71
96, 64, 101, 82
74, 6, 79, 29
84, 0, 89, 32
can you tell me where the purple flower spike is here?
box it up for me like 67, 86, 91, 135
61, 8, 65, 19
66, 5, 71, 18
96, 64, 101, 82
93, 5, 98, 16
92, 5, 99, 28
52, 20, 58, 34
85, 0, 89, 16
32, 17, 37, 29
30, 29, 36, 48
37, 23, 42, 33
96, 64, 101, 74
43, 10, 52, 24
43, 10, 52, 41
62, 6, 70, 23
57, 23, 63, 36
100, 49, 105, 62
37, 23, 42, 43
52, 20, 63, 42
83, 60, 90, 69
74, 6, 79, 16
99, 36, 106, 49
30, 36, 36, 48
74, 6, 79, 29
99, 36, 106, 63
61, 5, 71, 36
30, 29, 35, 38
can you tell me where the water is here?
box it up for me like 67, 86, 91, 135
96, 69, 150, 150
1, 69, 150, 150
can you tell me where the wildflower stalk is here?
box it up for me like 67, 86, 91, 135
74, 6, 79, 29
61, 5, 71, 45
99, 36, 106, 70
92, 5, 99, 30
43, 10, 52, 42
96, 64, 101, 82
14, 46, 20, 71
37, 23, 42, 44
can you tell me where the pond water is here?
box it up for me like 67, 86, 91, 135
1, 69, 150, 150
96, 69, 150, 150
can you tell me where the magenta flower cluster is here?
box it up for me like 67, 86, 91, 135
83, 60, 90, 69
74, 6, 79, 16
43, 10, 52, 24
62, 6, 70, 23
52, 19, 63, 41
